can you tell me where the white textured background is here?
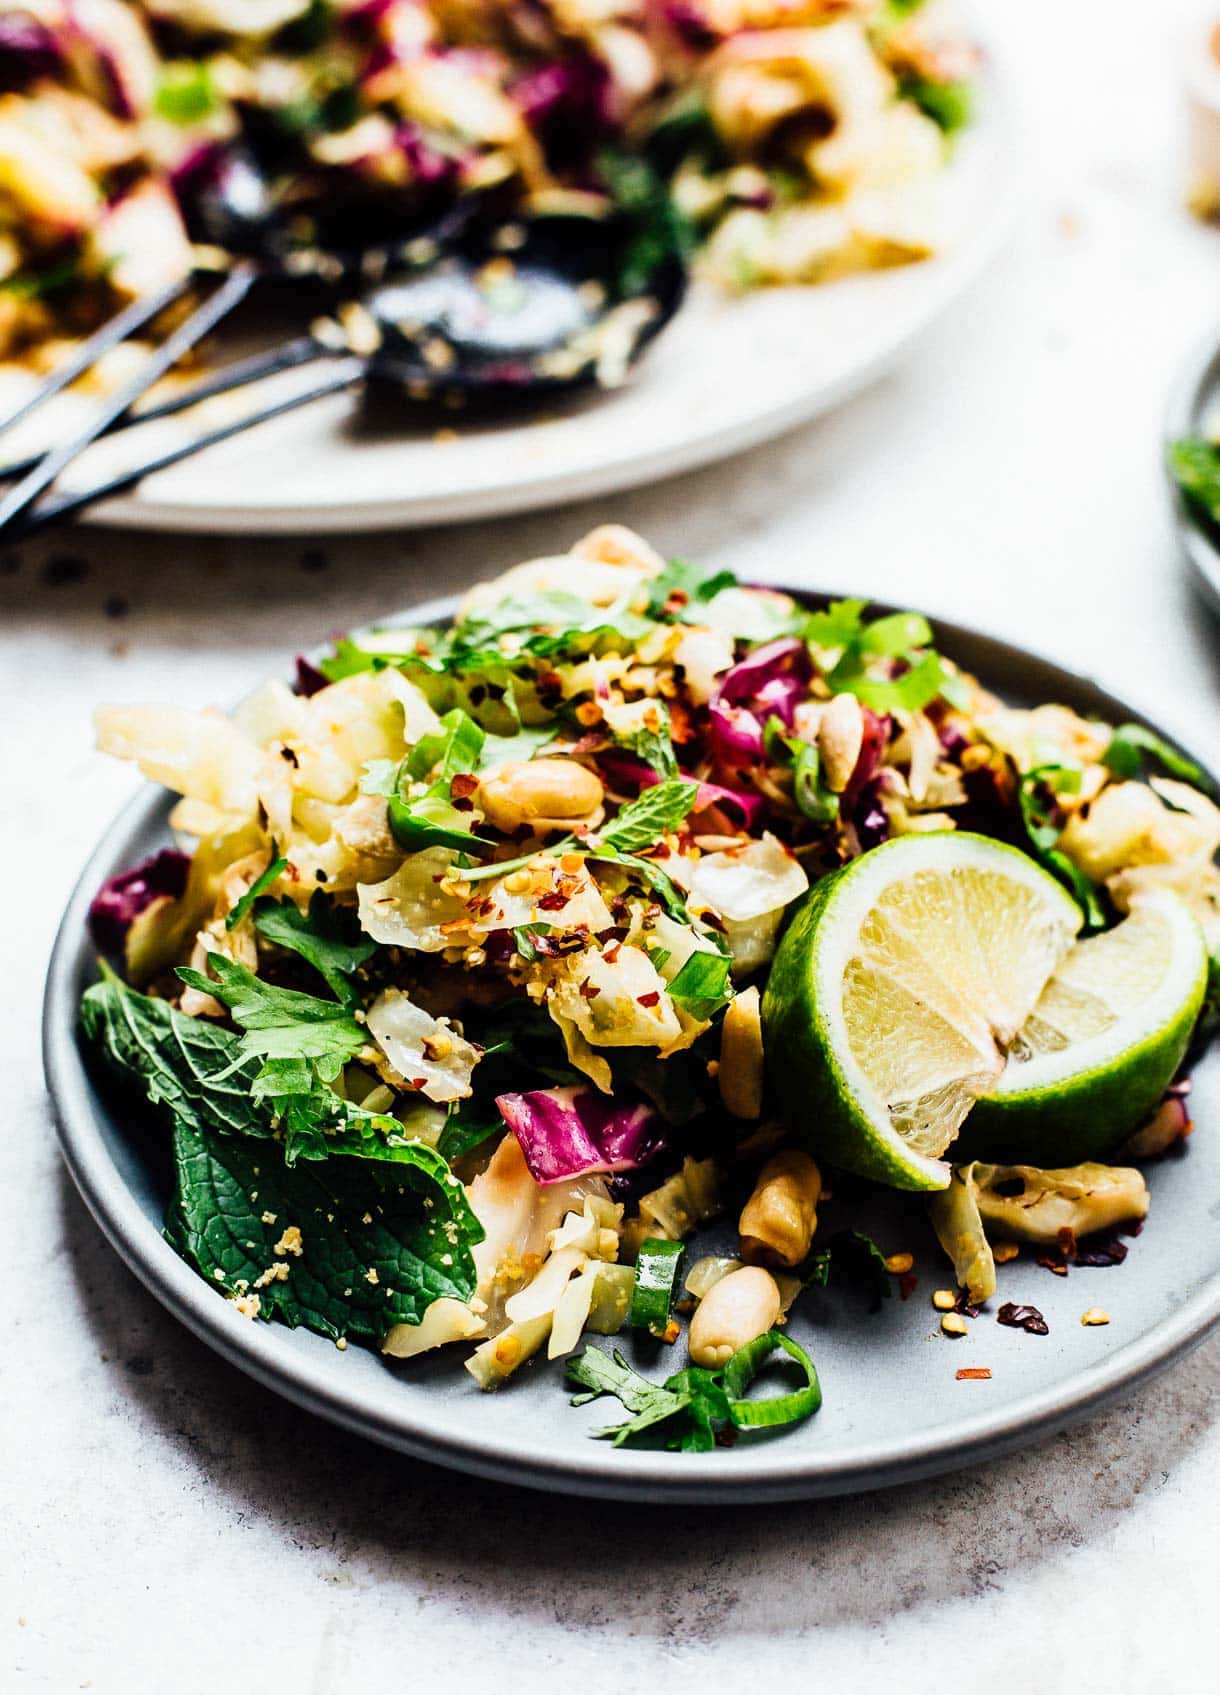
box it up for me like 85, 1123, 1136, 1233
4, 2, 1220, 1690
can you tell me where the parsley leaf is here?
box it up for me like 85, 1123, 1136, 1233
598, 779, 700, 852
251, 893, 377, 1010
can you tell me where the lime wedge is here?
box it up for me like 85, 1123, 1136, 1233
762, 834, 1082, 1190
959, 890, 1207, 1164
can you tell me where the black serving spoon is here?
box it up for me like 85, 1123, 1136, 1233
0, 190, 687, 537
0, 139, 476, 534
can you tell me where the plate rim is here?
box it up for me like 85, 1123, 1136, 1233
42, 593, 1220, 1503
1163, 320, 1220, 616
73, 56, 1018, 537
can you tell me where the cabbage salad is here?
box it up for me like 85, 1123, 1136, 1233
3, 0, 975, 362
80, 526, 1219, 1453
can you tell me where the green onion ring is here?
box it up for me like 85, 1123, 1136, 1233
629, 1238, 685, 1337
723, 1330, 822, 1429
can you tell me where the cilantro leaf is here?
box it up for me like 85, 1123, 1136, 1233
1103, 723, 1211, 791
666, 949, 733, 1021
803, 598, 868, 650
898, 73, 973, 136
1170, 436, 1220, 526
646, 557, 738, 618
153, 60, 217, 125
1018, 767, 1107, 931
252, 893, 377, 1009
176, 952, 366, 1078
225, 854, 289, 931
598, 779, 700, 852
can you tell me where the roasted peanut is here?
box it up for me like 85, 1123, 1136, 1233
478, 759, 604, 834
718, 984, 764, 1118
688, 1265, 781, 1367
818, 692, 864, 793
738, 1149, 821, 1268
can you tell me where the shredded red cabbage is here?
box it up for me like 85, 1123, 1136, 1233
88, 849, 191, 957
0, 15, 61, 88
510, 55, 613, 156
709, 638, 812, 765
497, 1086, 666, 1184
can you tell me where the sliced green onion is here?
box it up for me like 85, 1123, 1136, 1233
629, 1238, 684, 1338
723, 1330, 822, 1430
225, 854, 288, 931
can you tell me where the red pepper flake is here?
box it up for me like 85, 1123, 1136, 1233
1057, 1226, 1078, 1262
578, 979, 601, 1001
1036, 1255, 1069, 1277
450, 772, 479, 800
956, 1367, 992, 1381
997, 1302, 1049, 1335
451, 797, 475, 812
1074, 1233, 1129, 1268
955, 1290, 980, 1318
537, 891, 569, 911
603, 941, 622, 965
409, 1078, 428, 1091
899, 1272, 917, 1301
636, 991, 661, 1007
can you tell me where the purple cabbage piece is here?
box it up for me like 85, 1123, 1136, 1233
396, 122, 457, 186
88, 848, 191, 958
709, 637, 812, 765
294, 654, 329, 697
497, 1085, 666, 1184
0, 14, 62, 90
597, 748, 767, 831
510, 54, 613, 154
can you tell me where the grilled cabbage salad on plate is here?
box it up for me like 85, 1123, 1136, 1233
3, 0, 975, 363
80, 526, 1219, 1454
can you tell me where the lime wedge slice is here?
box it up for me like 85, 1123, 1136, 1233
762, 834, 1083, 1190
959, 890, 1207, 1164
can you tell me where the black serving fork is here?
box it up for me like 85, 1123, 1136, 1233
0, 198, 687, 538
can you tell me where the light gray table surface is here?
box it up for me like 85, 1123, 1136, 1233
3, 4, 1219, 1690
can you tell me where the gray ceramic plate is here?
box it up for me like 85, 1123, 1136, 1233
1164, 325, 1220, 616
43, 595, 1220, 1503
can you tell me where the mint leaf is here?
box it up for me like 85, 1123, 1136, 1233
80, 965, 267, 1141
176, 953, 366, 1077
165, 1119, 481, 1341
598, 779, 700, 853
225, 854, 289, 931
252, 893, 376, 1009
616, 714, 679, 779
